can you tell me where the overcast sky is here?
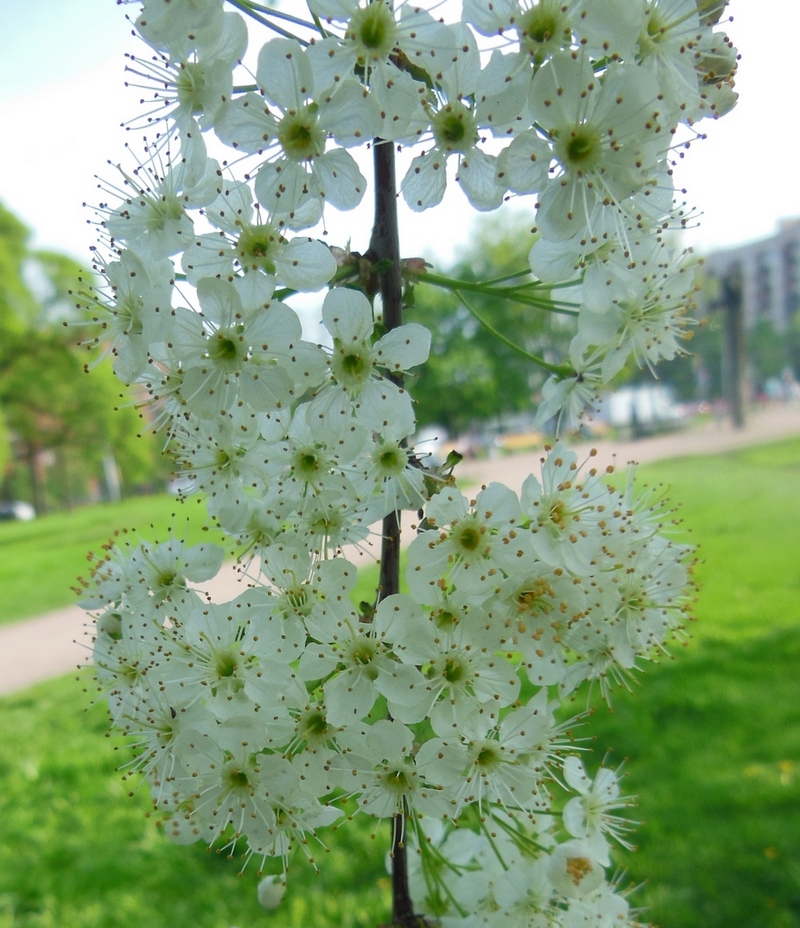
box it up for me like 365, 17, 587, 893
0, 0, 796, 270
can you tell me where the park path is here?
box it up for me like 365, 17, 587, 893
2, 404, 799, 698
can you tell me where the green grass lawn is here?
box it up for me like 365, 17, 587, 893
1, 439, 799, 927
0, 494, 225, 625
578, 439, 800, 928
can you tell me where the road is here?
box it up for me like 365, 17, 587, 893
1, 404, 799, 697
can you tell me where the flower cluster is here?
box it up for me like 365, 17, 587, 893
79, 0, 734, 924
86, 445, 692, 920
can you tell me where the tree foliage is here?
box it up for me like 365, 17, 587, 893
0, 202, 165, 511
407, 214, 573, 435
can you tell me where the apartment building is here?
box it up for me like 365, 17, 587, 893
701, 219, 800, 331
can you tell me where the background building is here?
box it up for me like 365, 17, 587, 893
702, 219, 800, 332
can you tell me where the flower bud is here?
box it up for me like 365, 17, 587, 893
257, 875, 287, 910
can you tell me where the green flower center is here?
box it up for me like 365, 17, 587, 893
225, 768, 251, 791
638, 4, 669, 56
349, 638, 379, 681
519, 2, 571, 60
216, 651, 238, 678
331, 341, 374, 393
433, 609, 457, 631
236, 225, 280, 274
117, 295, 144, 336
432, 102, 478, 153
146, 194, 184, 233
120, 661, 141, 683
343, 352, 366, 374
208, 328, 242, 364
176, 62, 207, 114
293, 446, 324, 480
475, 745, 501, 770
348, 2, 397, 60
547, 499, 567, 527
352, 642, 375, 666
385, 767, 413, 794
374, 443, 406, 477
452, 518, 483, 553
299, 709, 329, 741
443, 656, 466, 684
278, 585, 311, 620
556, 127, 602, 174
277, 106, 325, 161
517, 578, 554, 615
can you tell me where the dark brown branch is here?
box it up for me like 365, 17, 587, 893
366, 140, 404, 333
366, 140, 420, 927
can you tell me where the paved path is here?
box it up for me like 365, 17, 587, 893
2, 404, 799, 697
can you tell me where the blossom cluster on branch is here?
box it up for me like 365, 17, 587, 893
78, 0, 736, 924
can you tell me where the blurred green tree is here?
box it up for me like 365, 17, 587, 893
0, 202, 166, 512
407, 214, 573, 437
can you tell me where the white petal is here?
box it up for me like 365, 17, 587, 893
374, 323, 431, 371
313, 148, 368, 211
257, 38, 312, 111
322, 80, 381, 146
322, 287, 373, 343
401, 149, 448, 211
496, 130, 552, 195
275, 238, 336, 291
214, 94, 274, 153
456, 149, 505, 211
461, 0, 517, 35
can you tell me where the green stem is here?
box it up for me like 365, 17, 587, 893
454, 290, 573, 377
473, 268, 542, 286
419, 270, 580, 315
479, 819, 510, 872
227, 1, 316, 29
224, 0, 307, 42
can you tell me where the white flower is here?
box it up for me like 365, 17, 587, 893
636, 0, 737, 123
520, 445, 609, 576
164, 589, 306, 718
298, 605, 428, 725
562, 756, 634, 866
171, 276, 327, 418
534, 340, 605, 435
134, 0, 225, 54
103, 151, 221, 261
501, 53, 670, 242
489, 563, 584, 686
401, 27, 529, 212
306, 1, 452, 141
214, 38, 381, 222
125, 9, 247, 156
331, 719, 465, 819
257, 875, 287, 910
182, 181, 336, 289
546, 839, 605, 898
563, 887, 633, 928
406, 482, 525, 601
361, 421, 429, 517
577, 239, 699, 379
86, 248, 174, 383
309, 287, 430, 434
454, 694, 560, 815
376, 592, 520, 736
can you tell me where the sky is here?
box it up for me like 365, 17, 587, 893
0, 0, 797, 272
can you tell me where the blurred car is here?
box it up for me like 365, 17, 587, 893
0, 500, 36, 521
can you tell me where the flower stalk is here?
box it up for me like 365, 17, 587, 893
366, 138, 417, 925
